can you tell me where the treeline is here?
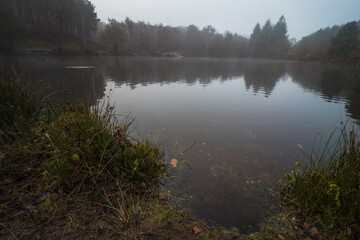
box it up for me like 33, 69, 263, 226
99, 16, 292, 58
293, 21, 360, 60
100, 18, 249, 57
1, 0, 359, 60
0, 0, 99, 53
247, 16, 291, 59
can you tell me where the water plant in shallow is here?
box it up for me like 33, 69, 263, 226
281, 121, 360, 239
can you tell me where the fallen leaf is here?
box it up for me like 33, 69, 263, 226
193, 226, 201, 235
304, 222, 309, 229
202, 142, 206, 145
170, 158, 178, 168
277, 234, 285, 240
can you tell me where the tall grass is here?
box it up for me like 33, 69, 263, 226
0, 69, 46, 143
281, 121, 360, 238
1, 70, 167, 235
43, 102, 166, 190
0, 68, 166, 187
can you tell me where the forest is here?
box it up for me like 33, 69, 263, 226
0, 0, 359, 60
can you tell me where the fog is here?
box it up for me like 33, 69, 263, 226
91, 0, 360, 39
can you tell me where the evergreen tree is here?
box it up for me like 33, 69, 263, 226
294, 25, 341, 59
261, 19, 273, 58
328, 21, 359, 57
271, 15, 290, 58
248, 23, 262, 57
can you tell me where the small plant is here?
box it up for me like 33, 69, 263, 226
281, 120, 360, 239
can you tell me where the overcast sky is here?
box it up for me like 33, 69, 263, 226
90, 0, 360, 40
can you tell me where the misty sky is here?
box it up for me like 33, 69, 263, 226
91, 0, 360, 40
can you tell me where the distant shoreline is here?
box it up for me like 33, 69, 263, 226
3, 48, 360, 67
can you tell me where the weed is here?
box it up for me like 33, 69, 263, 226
281, 120, 360, 239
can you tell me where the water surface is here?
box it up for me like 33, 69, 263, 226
4, 56, 360, 233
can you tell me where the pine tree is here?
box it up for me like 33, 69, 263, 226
248, 23, 262, 57
271, 15, 290, 58
328, 21, 359, 57
261, 19, 273, 58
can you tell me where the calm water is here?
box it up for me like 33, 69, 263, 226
3, 56, 360, 232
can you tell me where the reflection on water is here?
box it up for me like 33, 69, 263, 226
2, 57, 106, 104
2, 56, 360, 233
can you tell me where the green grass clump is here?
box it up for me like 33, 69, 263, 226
281, 122, 360, 239
0, 70, 166, 196
0, 72, 169, 238
43, 103, 166, 189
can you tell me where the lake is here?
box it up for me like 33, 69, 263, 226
3, 56, 360, 233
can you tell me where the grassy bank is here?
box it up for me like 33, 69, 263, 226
0, 72, 246, 239
1, 72, 359, 239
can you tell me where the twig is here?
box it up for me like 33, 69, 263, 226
0, 222, 19, 240
177, 141, 196, 170
138, 232, 164, 237
179, 141, 196, 155
65, 176, 87, 203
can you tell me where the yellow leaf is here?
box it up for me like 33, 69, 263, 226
170, 158, 178, 168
